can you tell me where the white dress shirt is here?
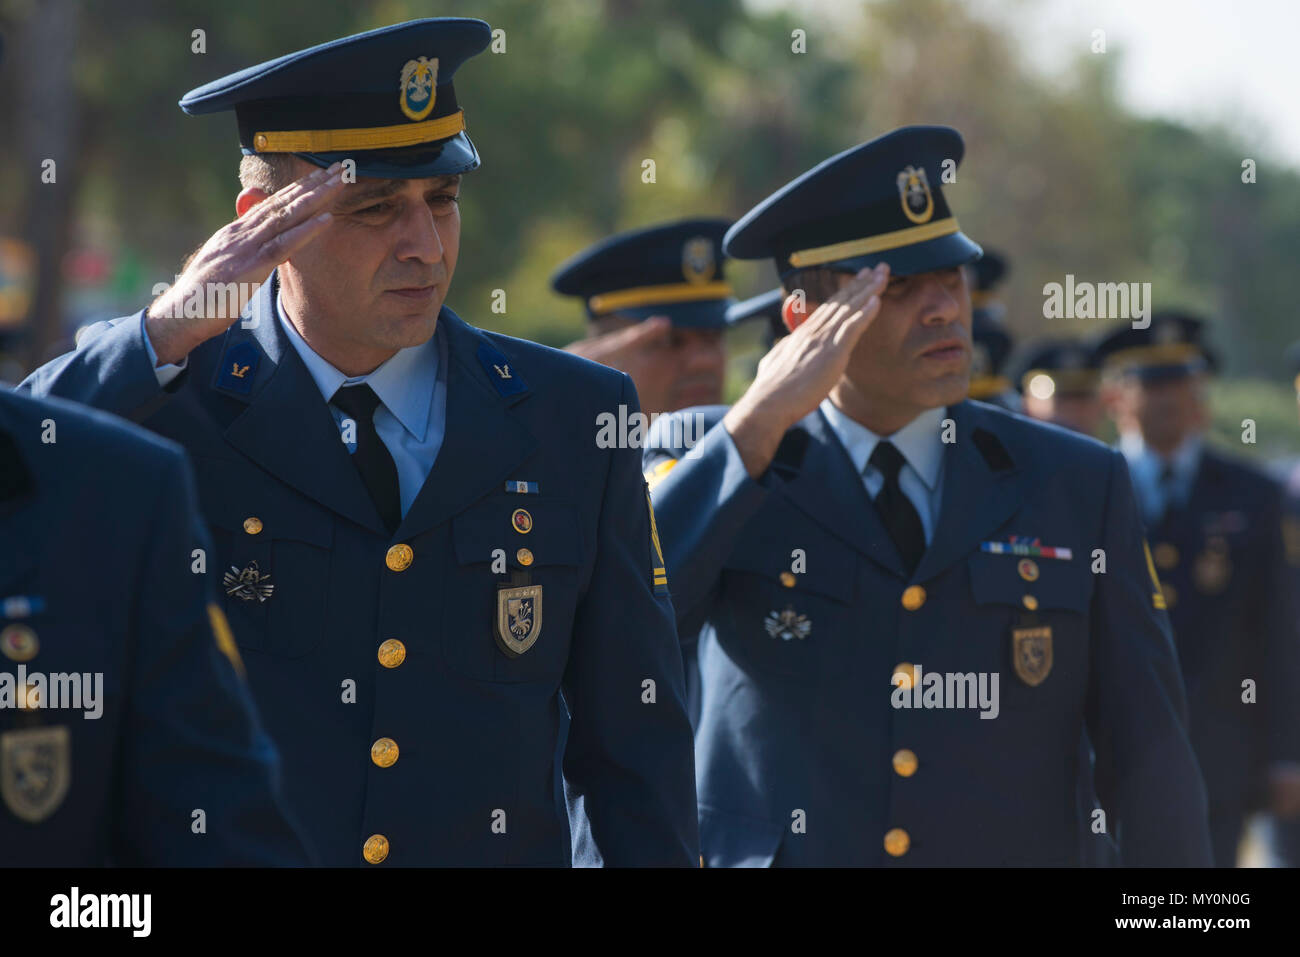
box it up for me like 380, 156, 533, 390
144, 295, 448, 517
819, 399, 948, 544
1118, 431, 1202, 526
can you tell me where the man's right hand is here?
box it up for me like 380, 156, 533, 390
723, 262, 889, 478
144, 161, 346, 366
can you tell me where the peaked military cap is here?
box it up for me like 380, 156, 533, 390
551, 219, 735, 328
1095, 310, 1219, 381
724, 125, 983, 280
969, 247, 1008, 322
968, 309, 1015, 400
179, 18, 491, 179
1014, 338, 1100, 398
725, 288, 787, 343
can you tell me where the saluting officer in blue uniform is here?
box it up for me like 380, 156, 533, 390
556, 219, 734, 415
1, 388, 310, 865
645, 126, 1212, 866
21, 18, 697, 867
1014, 337, 1104, 438
1097, 314, 1300, 867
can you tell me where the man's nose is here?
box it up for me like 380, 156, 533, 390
919, 274, 962, 325
394, 202, 445, 264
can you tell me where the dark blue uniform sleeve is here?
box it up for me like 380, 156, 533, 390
1086, 450, 1213, 866
560, 376, 700, 865
20, 311, 175, 418
643, 412, 771, 627
115, 447, 313, 866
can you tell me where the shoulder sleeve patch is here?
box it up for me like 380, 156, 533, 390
644, 457, 678, 491
645, 484, 669, 596
476, 343, 528, 397
207, 603, 246, 678
1142, 540, 1168, 610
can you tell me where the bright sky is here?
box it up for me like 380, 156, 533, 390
747, 0, 1300, 169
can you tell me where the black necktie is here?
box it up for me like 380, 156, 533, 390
331, 384, 401, 534
869, 441, 926, 575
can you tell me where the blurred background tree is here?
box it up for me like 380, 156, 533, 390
1, 0, 1296, 458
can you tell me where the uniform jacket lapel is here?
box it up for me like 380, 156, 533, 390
777, 407, 907, 578
912, 400, 1025, 583
214, 275, 387, 534
395, 310, 538, 540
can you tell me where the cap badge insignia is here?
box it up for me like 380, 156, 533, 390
682, 237, 716, 284
399, 56, 439, 121
897, 165, 934, 224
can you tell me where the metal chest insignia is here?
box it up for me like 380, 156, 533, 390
1, 726, 70, 823
1012, 625, 1053, 686
495, 584, 543, 657
223, 560, 274, 603
765, 606, 811, 641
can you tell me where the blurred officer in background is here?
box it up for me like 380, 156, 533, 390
1, 387, 310, 865
645, 126, 1210, 866
1098, 312, 1300, 867
556, 219, 733, 415
20, 19, 698, 867
1015, 337, 1104, 437
965, 249, 1020, 412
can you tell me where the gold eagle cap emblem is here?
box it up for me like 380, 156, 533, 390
896, 165, 934, 224
399, 56, 439, 121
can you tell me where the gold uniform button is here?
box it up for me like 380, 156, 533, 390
1022, 594, 1038, 611
901, 585, 926, 611
884, 828, 910, 857
362, 834, 389, 864
371, 737, 399, 768
243, 516, 263, 535
1154, 543, 1179, 569
892, 662, 916, 691
779, 571, 797, 588
1, 624, 39, 663
517, 548, 534, 566
254, 133, 269, 151
892, 748, 918, 777
377, 639, 406, 668
385, 544, 414, 572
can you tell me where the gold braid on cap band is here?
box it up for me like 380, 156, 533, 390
787, 217, 961, 268
251, 111, 466, 153
1101, 342, 1202, 371
587, 281, 733, 316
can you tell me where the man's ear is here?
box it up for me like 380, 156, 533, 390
236, 187, 271, 218
781, 291, 814, 333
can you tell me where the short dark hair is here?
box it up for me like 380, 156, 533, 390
238, 152, 299, 193
781, 267, 845, 303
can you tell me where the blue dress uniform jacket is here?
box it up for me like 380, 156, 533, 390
21, 273, 699, 866
0, 388, 310, 865
1144, 448, 1300, 863
645, 400, 1213, 866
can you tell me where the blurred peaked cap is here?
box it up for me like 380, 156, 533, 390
1013, 337, 1100, 396
178, 18, 492, 179
968, 309, 1014, 399
551, 218, 735, 329
1094, 309, 1218, 381
723, 125, 983, 280
726, 288, 788, 342
968, 248, 1008, 292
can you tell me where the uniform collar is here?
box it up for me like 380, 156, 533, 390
276, 289, 438, 441
1119, 430, 1203, 482
818, 398, 946, 491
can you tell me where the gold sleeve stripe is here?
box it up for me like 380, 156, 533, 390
207, 603, 246, 678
